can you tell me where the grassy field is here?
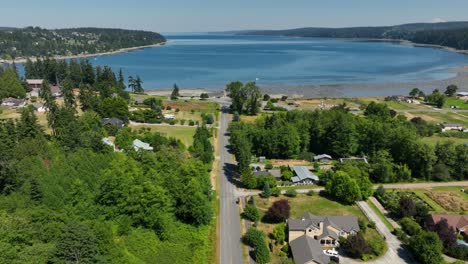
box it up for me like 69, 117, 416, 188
129, 124, 197, 146
444, 98, 468, 109
411, 190, 447, 213
404, 112, 468, 127
421, 136, 468, 146
164, 101, 218, 112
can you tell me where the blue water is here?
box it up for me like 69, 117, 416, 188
89, 34, 468, 90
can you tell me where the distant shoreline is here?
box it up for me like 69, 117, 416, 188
0, 42, 167, 64
352, 38, 468, 55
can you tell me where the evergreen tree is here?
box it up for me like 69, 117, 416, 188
261, 182, 271, 198
171, 83, 180, 100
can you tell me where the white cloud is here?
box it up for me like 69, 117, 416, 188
430, 18, 447, 23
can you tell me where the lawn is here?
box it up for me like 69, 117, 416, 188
421, 136, 468, 146
405, 112, 468, 127
255, 194, 365, 219
129, 124, 196, 146
164, 101, 218, 112
444, 97, 468, 110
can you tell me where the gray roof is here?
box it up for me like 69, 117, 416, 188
339, 157, 368, 164
290, 235, 330, 264
442, 123, 463, 128
254, 169, 282, 179
292, 166, 319, 183
133, 139, 153, 151
288, 213, 360, 233
314, 154, 332, 161
102, 118, 124, 127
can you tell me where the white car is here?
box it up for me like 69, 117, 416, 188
323, 249, 338, 256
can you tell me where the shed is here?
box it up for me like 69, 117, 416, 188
291, 166, 319, 185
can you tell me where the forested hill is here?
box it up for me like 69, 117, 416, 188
0, 27, 166, 59
241, 22, 468, 50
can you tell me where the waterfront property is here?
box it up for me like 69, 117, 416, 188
288, 213, 360, 264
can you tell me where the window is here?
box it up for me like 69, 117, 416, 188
308, 229, 312, 232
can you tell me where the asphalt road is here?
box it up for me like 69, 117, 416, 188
219, 108, 243, 264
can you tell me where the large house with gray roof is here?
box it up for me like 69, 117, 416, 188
291, 166, 319, 185
288, 213, 360, 264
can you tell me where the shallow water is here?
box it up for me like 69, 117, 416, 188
88, 34, 468, 90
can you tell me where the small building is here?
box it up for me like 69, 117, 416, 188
313, 154, 332, 164
101, 118, 125, 128
291, 166, 319, 185
288, 213, 360, 264
26, 79, 43, 90
133, 139, 153, 151
456, 92, 468, 97
50, 86, 62, 97
29, 88, 40, 98
163, 114, 175, 120
339, 157, 368, 164
259, 156, 266, 163
32, 103, 47, 112
1, 97, 26, 108
441, 123, 464, 132
254, 169, 282, 180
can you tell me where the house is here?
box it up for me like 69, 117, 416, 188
254, 169, 282, 180
339, 157, 368, 164
50, 86, 63, 97
26, 79, 43, 90
32, 103, 47, 112
102, 137, 116, 151
133, 139, 153, 151
456, 92, 468, 97
429, 214, 468, 234
101, 118, 125, 128
291, 166, 319, 185
441, 123, 464, 132
288, 213, 360, 264
313, 154, 332, 164
29, 88, 40, 97
1, 97, 26, 108
163, 114, 175, 120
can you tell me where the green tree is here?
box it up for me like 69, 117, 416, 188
261, 182, 271, 198
370, 150, 396, 183
400, 217, 422, 236
241, 170, 258, 189
324, 113, 358, 157
325, 171, 361, 204
54, 222, 97, 264
0, 68, 26, 99
409, 88, 421, 98
171, 83, 180, 100
244, 204, 260, 222
409, 231, 444, 264
444, 84, 458, 97
272, 223, 286, 244
99, 97, 130, 122
426, 89, 446, 108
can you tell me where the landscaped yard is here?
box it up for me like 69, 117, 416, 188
444, 97, 468, 109
163, 100, 218, 112
129, 124, 197, 146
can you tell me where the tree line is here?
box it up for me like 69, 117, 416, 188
0, 27, 166, 59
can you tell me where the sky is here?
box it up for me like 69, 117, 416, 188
1, 0, 468, 33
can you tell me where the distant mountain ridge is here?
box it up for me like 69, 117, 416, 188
0, 27, 166, 60
240, 22, 468, 50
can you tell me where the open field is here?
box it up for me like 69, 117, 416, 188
426, 191, 468, 212
163, 101, 218, 112
421, 136, 468, 146
351, 97, 430, 110
163, 110, 203, 122
129, 124, 196, 146
404, 112, 468, 126
444, 97, 468, 109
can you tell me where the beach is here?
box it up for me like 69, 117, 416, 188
0, 42, 166, 64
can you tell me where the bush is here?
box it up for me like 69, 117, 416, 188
166, 106, 172, 110
243, 228, 271, 264
188, 120, 195, 126
281, 170, 293, 181
284, 189, 297, 198
180, 119, 186, 125
271, 187, 281, 197
400, 217, 422, 236
341, 233, 371, 259
367, 221, 376, 229
446, 246, 468, 261
393, 228, 409, 243
175, 108, 180, 112
265, 161, 273, 170
244, 204, 260, 222
263, 94, 270, 101
307, 190, 315, 196
266, 199, 290, 222
169, 120, 176, 125
409, 231, 444, 264
368, 234, 386, 257
281, 96, 288, 101
272, 223, 286, 244
200, 93, 209, 99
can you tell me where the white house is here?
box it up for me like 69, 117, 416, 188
133, 139, 153, 151
1, 97, 26, 108
441, 123, 464, 132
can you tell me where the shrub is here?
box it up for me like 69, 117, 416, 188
399, 217, 422, 236
166, 106, 172, 110
180, 119, 186, 125
307, 190, 315, 196
281, 96, 288, 101
281, 170, 293, 181
367, 221, 376, 229
200, 93, 209, 99
188, 120, 195, 126
266, 199, 290, 222
265, 161, 273, 170
342, 233, 371, 259
169, 120, 176, 125
271, 188, 281, 197
243, 228, 271, 264
272, 223, 286, 244
284, 189, 297, 198
393, 228, 409, 243
368, 234, 386, 257
244, 204, 260, 222
175, 108, 180, 112
409, 231, 444, 264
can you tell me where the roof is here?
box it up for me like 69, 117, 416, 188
290, 235, 330, 264
254, 169, 282, 179
442, 123, 463, 128
1, 97, 26, 105
288, 213, 360, 233
101, 137, 115, 147
32, 103, 44, 108
457, 92, 468, 96
314, 154, 332, 161
292, 166, 319, 183
339, 157, 368, 164
431, 214, 468, 231
101, 118, 124, 127
26, 79, 43, 85
133, 139, 153, 151
50, 86, 62, 94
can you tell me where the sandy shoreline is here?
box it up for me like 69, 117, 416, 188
0, 42, 166, 64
